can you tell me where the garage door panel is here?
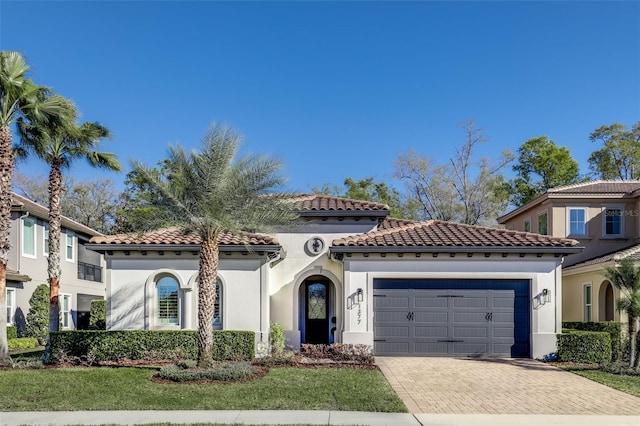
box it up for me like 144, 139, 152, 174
375, 311, 411, 323
415, 342, 448, 355
373, 279, 530, 357
453, 326, 488, 338
414, 326, 448, 338
414, 312, 448, 323
375, 341, 409, 355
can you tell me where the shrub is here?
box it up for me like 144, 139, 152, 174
563, 321, 622, 361
49, 330, 255, 364
157, 361, 256, 382
301, 343, 374, 364
89, 300, 106, 330
8, 337, 39, 350
557, 330, 612, 364
6, 325, 17, 339
26, 284, 49, 345
269, 322, 285, 356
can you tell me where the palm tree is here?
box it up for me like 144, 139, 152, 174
603, 258, 640, 368
16, 106, 121, 335
133, 124, 298, 367
0, 51, 68, 365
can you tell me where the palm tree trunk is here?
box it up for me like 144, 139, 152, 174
0, 123, 14, 365
628, 315, 638, 368
197, 237, 219, 368
47, 161, 63, 334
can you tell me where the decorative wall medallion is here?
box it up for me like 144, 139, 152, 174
304, 236, 325, 256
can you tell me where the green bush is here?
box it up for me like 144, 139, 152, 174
563, 321, 622, 361
6, 325, 17, 339
8, 337, 38, 350
26, 284, 49, 345
269, 322, 285, 356
157, 361, 256, 382
89, 300, 106, 330
557, 330, 612, 364
49, 330, 255, 364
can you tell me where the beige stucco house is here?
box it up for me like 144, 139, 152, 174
6, 193, 106, 334
87, 195, 581, 359
499, 180, 640, 325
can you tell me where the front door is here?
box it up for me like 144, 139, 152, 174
305, 281, 329, 344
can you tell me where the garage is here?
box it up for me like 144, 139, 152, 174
373, 279, 530, 357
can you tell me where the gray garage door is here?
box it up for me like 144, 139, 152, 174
373, 279, 530, 357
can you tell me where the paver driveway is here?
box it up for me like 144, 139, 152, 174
376, 357, 640, 415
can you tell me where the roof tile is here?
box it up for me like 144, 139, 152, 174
90, 227, 278, 246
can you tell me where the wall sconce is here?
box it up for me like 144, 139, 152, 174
542, 288, 551, 304
356, 288, 364, 303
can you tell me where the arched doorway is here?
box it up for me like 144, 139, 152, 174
299, 275, 336, 344
599, 280, 615, 321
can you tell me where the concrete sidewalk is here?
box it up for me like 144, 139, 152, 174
2, 411, 640, 426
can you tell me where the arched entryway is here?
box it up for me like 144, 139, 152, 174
299, 275, 336, 344
599, 280, 615, 321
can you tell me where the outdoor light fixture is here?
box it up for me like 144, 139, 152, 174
542, 288, 551, 303
356, 288, 364, 303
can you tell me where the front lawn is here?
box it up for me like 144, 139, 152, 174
563, 367, 640, 398
0, 366, 407, 412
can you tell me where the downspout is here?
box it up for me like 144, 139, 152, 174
16, 210, 29, 274
328, 249, 345, 343
262, 249, 285, 349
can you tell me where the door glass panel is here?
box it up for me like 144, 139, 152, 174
307, 283, 326, 319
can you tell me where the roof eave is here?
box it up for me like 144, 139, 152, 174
84, 243, 282, 253
299, 210, 390, 218
330, 245, 583, 255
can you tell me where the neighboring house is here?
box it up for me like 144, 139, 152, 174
86, 195, 581, 359
498, 180, 640, 324
6, 193, 106, 335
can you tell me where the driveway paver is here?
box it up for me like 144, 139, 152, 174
376, 357, 640, 415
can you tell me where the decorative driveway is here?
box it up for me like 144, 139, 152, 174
376, 357, 640, 415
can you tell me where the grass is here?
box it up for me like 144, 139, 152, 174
564, 367, 640, 398
0, 366, 407, 412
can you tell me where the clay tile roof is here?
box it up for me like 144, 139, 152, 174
332, 220, 581, 252
292, 194, 389, 213
564, 243, 640, 269
548, 180, 640, 195
378, 217, 418, 230
89, 227, 279, 247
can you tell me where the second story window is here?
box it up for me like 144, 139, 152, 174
603, 207, 623, 238
65, 232, 75, 261
43, 223, 49, 256
524, 217, 531, 232
22, 217, 36, 258
537, 212, 548, 235
567, 207, 587, 237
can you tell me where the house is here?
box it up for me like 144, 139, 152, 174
86, 195, 581, 359
6, 193, 106, 335
498, 180, 640, 324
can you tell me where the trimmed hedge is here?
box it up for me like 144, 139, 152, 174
89, 300, 106, 330
49, 330, 255, 364
557, 330, 612, 364
8, 337, 38, 350
6, 325, 17, 339
563, 321, 622, 361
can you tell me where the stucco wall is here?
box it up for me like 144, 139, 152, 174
563, 268, 622, 323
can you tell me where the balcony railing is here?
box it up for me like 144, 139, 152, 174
77, 261, 102, 283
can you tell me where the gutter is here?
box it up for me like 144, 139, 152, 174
299, 210, 389, 218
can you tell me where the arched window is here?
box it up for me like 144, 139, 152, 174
213, 279, 223, 330
157, 276, 179, 325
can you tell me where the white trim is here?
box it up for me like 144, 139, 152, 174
60, 293, 72, 329
6, 288, 16, 325
602, 205, 625, 238
566, 206, 588, 237
65, 231, 75, 262
21, 217, 37, 259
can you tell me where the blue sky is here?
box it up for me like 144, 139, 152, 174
1, 1, 639, 194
